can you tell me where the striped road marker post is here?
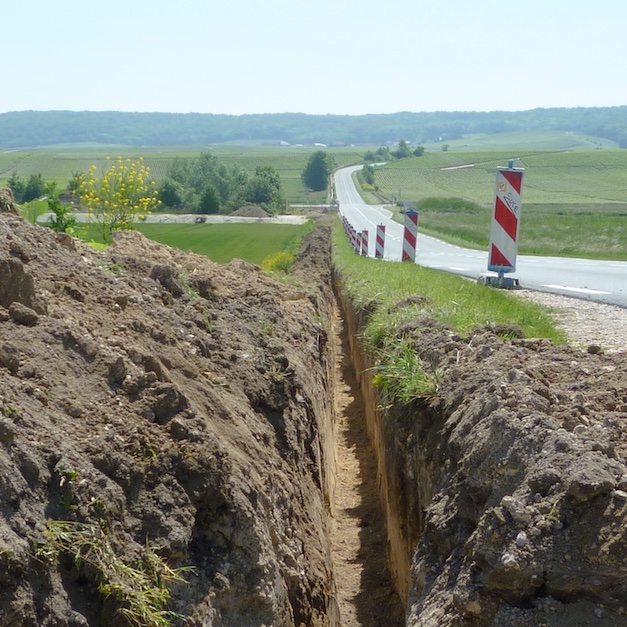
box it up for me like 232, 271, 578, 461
352, 228, 360, 253
361, 230, 369, 256
375, 224, 385, 259
488, 163, 524, 279
402, 209, 419, 262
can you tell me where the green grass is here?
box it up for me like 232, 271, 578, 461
368, 148, 627, 260
137, 222, 312, 264
333, 219, 565, 344
80, 221, 314, 265
333, 218, 566, 404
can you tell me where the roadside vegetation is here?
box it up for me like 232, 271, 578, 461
332, 220, 567, 405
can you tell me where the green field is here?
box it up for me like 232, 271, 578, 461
0, 144, 365, 205
94, 222, 312, 265
6, 134, 627, 259
367, 145, 627, 260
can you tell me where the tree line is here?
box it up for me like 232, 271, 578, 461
1, 107, 626, 148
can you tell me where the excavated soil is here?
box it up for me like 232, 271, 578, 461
1, 195, 626, 626
0, 208, 340, 626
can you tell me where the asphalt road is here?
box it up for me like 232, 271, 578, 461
335, 165, 627, 308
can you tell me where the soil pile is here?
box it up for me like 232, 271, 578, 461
229, 206, 271, 218
0, 207, 338, 626
379, 322, 627, 626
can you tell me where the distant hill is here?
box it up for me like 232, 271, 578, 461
0, 107, 626, 148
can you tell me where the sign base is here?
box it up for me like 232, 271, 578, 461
478, 274, 521, 289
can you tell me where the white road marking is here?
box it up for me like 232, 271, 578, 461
542, 284, 611, 295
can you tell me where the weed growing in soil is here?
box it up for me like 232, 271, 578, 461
37, 520, 193, 627
261, 251, 296, 274
371, 339, 440, 405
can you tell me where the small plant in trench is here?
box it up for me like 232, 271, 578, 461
37, 520, 193, 627
370, 338, 440, 406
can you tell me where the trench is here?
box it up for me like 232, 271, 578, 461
328, 298, 406, 626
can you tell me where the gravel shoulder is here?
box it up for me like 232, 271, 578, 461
513, 289, 627, 354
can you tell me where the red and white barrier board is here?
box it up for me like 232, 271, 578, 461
361, 230, 369, 256
402, 210, 419, 262
375, 224, 385, 259
488, 167, 524, 273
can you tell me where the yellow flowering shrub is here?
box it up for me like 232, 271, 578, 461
79, 157, 160, 242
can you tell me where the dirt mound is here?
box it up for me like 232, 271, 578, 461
390, 324, 627, 625
0, 213, 337, 626
229, 205, 271, 218
0, 188, 18, 215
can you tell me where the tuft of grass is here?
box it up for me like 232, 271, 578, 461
38, 520, 193, 627
371, 339, 440, 406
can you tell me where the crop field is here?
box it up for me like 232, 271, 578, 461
374, 148, 627, 260
83, 222, 311, 265
0, 144, 364, 204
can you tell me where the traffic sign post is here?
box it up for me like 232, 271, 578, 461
375, 224, 385, 259
486, 162, 524, 287
361, 229, 369, 256
402, 209, 419, 262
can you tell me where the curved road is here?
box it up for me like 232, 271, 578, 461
335, 165, 627, 308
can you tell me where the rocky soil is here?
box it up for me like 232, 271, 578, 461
0, 188, 626, 626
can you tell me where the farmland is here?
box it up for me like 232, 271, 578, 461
369, 144, 627, 260
3, 134, 627, 259
0, 144, 365, 205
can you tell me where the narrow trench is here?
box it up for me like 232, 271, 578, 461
329, 303, 405, 627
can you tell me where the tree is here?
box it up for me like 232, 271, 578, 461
361, 164, 375, 185
413, 145, 425, 157
244, 165, 283, 209
392, 140, 412, 159
375, 146, 391, 161
198, 184, 220, 214
23, 173, 46, 202
8, 172, 46, 203
7, 171, 25, 202
158, 178, 185, 209
78, 156, 160, 242
301, 150, 336, 192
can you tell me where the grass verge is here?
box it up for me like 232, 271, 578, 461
333, 220, 566, 404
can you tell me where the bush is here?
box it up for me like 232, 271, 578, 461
261, 251, 295, 274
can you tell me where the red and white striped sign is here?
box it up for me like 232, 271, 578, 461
361, 229, 369, 256
488, 167, 524, 273
375, 224, 385, 259
350, 226, 359, 252
402, 210, 419, 262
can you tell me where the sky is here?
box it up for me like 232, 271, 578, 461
3, 0, 627, 116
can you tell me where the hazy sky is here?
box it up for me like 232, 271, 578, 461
3, 0, 626, 115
